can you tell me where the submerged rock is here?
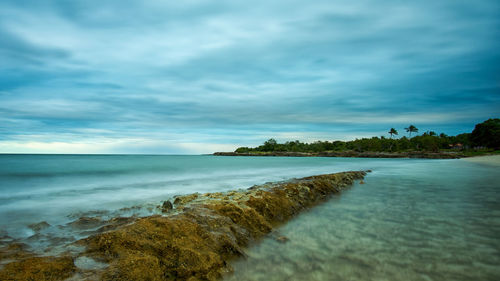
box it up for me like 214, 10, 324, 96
269, 231, 289, 243
68, 217, 103, 230
79, 217, 136, 236
275, 236, 289, 243
29, 221, 51, 232
80, 171, 367, 280
0, 171, 367, 281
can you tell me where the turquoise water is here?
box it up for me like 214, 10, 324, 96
226, 159, 500, 281
0, 155, 396, 242
0, 155, 499, 280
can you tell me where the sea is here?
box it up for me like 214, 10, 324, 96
0, 154, 499, 280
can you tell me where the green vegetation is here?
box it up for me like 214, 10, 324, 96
470, 118, 500, 149
388, 128, 398, 139
405, 125, 418, 137
234, 119, 500, 154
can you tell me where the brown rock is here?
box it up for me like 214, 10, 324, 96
0, 171, 367, 281
161, 200, 173, 213
28, 221, 51, 232
0, 256, 76, 281
173, 193, 199, 206
78, 171, 365, 280
68, 217, 103, 229
0, 242, 33, 262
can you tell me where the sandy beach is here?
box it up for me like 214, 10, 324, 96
462, 155, 500, 166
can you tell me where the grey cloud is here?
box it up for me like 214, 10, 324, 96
0, 0, 498, 152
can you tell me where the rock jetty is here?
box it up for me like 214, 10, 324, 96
0, 171, 367, 281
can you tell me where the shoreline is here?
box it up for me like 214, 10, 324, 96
214, 151, 466, 159
461, 154, 500, 166
0, 171, 367, 281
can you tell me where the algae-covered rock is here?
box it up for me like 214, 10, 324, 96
78, 171, 366, 280
0, 171, 367, 281
79, 217, 136, 236
82, 215, 230, 281
0, 256, 76, 281
0, 242, 34, 263
174, 193, 199, 206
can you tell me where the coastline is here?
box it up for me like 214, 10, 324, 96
0, 171, 367, 281
462, 154, 500, 166
214, 151, 465, 159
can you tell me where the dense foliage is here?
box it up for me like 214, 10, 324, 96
470, 118, 500, 149
235, 119, 499, 153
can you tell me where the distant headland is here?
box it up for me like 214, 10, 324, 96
214, 118, 500, 159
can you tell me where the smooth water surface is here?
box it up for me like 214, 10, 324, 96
0, 154, 498, 280
0, 154, 390, 241
226, 159, 500, 281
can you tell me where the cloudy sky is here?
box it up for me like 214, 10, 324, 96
0, 0, 499, 154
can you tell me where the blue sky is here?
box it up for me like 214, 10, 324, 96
0, 0, 499, 154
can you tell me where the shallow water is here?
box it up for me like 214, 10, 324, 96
225, 159, 500, 281
0, 154, 400, 249
0, 155, 498, 280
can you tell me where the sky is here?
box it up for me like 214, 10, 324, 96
0, 0, 499, 154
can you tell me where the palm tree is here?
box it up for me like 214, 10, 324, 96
405, 125, 418, 137
388, 128, 398, 139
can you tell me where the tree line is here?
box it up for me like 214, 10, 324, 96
235, 118, 499, 153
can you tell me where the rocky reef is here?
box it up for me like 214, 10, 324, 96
0, 171, 366, 281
